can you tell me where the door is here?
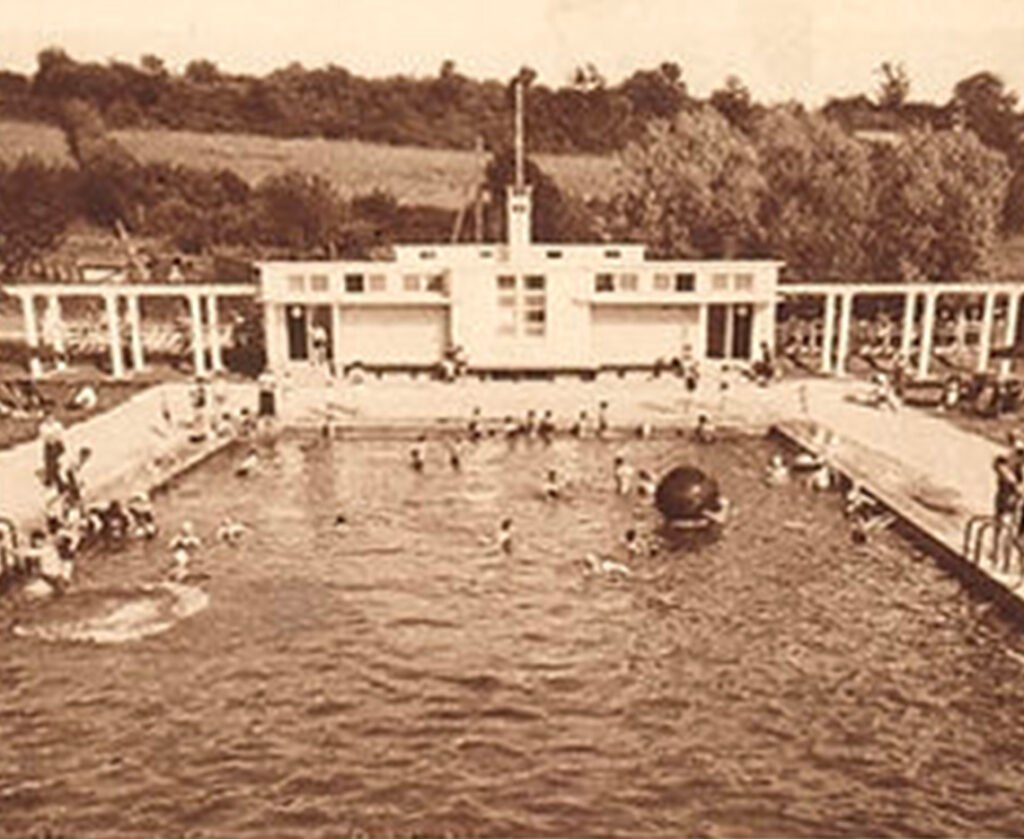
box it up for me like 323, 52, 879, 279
286, 305, 308, 361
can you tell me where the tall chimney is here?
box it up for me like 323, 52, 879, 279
507, 75, 533, 250
514, 77, 525, 192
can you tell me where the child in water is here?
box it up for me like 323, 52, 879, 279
169, 521, 201, 581
217, 517, 247, 545
410, 436, 426, 472
636, 468, 657, 499
764, 454, 790, 486
235, 448, 258, 477
542, 469, 562, 500
497, 518, 514, 553
613, 455, 634, 495
128, 491, 158, 539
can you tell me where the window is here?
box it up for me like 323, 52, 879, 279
734, 273, 754, 291
287, 274, 305, 293
524, 274, 545, 291
523, 291, 546, 336
368, 273, 387, 292
604, 249, 621, 259
653, 273, 672, 291
310, 274, 329, 292
595, 273, 615, 293
497, 292, 517, 336
546, 249, 563, 259
497, 274, 516, 291
419, 250, 436, 260
479, 249, 493, 258
344, 274, 365, 293
712, 273, 729, 291
618, 273, 639, 292
675, 273, 696, 292
426, 273, 446, 293
403, 275, 421, 292
495, 275, 545, 337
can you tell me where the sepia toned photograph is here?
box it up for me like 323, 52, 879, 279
2, 1, 1024, 836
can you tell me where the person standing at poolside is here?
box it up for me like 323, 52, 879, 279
39, 409, 65, 488
993, 433, 1024, 567
596, 401, 610, 439
613, 455, 634, 495
410, 436, 427, 472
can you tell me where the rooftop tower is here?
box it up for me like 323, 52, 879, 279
507, 76, 533, 252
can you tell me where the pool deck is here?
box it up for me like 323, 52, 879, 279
0, 371, 1019, 604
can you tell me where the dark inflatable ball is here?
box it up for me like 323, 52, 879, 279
655, 466, 720, 521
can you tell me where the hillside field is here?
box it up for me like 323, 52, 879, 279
0, 120, 618, 210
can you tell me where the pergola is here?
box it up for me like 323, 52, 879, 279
6, 282, 256, 379
779, 281, 1024, 379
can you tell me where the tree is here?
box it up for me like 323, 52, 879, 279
481, 148, 596, 243
611, 107, 765, 257
870, 128, 1010, 280
253, 170, 345, 253
754, 107, 875, 279
0, 157, 80, 278
876, 61, 910, 109
709, 75, 757, 134
951, 71, 1020, 155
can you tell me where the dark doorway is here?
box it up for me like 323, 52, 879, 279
707, 304, 727, 359
287, 305, 308, 361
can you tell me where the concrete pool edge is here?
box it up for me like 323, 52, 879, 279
772, 420, 1024, 620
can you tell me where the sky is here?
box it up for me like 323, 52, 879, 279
4, 0, 1024, 105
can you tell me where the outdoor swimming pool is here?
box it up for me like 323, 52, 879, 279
3, 433, 1024, 838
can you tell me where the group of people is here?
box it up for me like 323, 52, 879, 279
763, 446, 895, 543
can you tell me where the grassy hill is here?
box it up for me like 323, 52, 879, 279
0, 120, 618, 210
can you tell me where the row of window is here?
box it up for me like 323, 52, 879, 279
285, 273, 447, 294
496, 274, 546, 337
594, 272, 755, 293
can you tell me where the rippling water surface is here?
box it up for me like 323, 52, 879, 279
3, 434, 1024, 838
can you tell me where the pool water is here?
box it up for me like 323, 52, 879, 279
3, 434, 1024, 838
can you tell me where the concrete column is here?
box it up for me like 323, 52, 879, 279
1001, 293, 1021, 378
917, 292, 937, 379
263, 302, 284, 372
900, 292, 916, 361
954, 302, 968, 353
20, 294, 42, 378
188, 293, 206, 376
696, 304, 708, 360
207, 294, 223, 373
104, 293, 125, 380
835, 292, 853, 375
45, 294, 66, 371
126, 294, 145, 373
330, 303, 343, 375
978, 290, 996, 373
821, 293, 836, 374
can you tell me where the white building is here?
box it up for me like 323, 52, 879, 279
257, 183, 782, 375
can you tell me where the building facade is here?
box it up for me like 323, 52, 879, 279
258, 186, 781, 374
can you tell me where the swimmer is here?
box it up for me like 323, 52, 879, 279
236, 448, 259, 477
792, 451, 823, 472
570, 410, 589, 438
538, 410, 556, 442
334, 513, 348, 527
844, 482, 873, 517
128, 491, 158, 539
695, 414, 717, 444
764, 454, 789, 486
808, 463, 832, 492
851, 511, 897, 544
467, 406, 483, 442
541, 469, 562, 500
445, 439, 462, 471
635, 422, 653, 440
497, 518, 513, 553
702, 495, 731, 527
216, 517, 247, 545
410, 436, 426, 471
623, 528, 654, 559
170, 521, 201, 553
583, 553, 632, 578
636, 468, 657, 498
613, 455, 634, 495
502, 416, 519, 440
521, 409, 537, 438
596, 401, 610, 438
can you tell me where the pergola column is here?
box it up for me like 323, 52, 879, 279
978, 290, 996, 373
1001, 292, 1021, 378
900, 292, 916, 361
126, 293, 145, 373
104, 293, 125, 380
821, 293, 836, 374
696, 304, 708, 360
917, 291, 938, 379
20, 294, 42, 378
207, 294, 223, 373
330, 303, 343, 375
188, 293, 206, 376
45, 294, 66, 371
835, 292, 853, 375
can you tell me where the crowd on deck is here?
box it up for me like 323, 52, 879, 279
0, 375, 262, 598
